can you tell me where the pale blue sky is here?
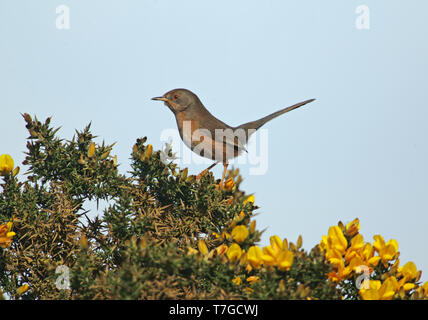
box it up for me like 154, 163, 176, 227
1, 1, 427, 282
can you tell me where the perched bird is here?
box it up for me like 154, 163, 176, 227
152, 89, 314, 188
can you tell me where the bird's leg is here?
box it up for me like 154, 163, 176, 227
219, 161, 229, 190
196, 161, 220, 181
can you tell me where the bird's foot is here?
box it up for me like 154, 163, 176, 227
219, 180, 225, 190
215, 179, 226, 191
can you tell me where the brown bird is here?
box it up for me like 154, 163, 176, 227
152, 89, 315, 188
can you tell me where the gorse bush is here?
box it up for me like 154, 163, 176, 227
0, 114, 427, 300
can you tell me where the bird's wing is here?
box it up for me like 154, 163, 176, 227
217, 128, 248, 153
198, 108, 248, 153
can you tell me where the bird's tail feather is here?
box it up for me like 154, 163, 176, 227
235, 98, 315, 132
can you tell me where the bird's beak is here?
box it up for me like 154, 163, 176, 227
151, 96, 169, 102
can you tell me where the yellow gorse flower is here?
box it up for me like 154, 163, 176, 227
232, 276, 242, 285
247, 246, 264, 269
321, 226, 348, 268
262, 236, 294, 271
344, 235, 380, 269
249, 220, 256, 233
243, 195, 255, 205
193, 217, 424, 300
422, 282, 428, 297
320, 218, 426, 299
212, 230, 231, 240
88, 142, 96, 158
397, 261, 421, 291
0, 154, 14, 176
198, 239, 209, 256
226, 243, 242, 262
345, 218, 360, 237
398, 261, 419, 281
327, 260, 352, 282
233, 211, 245, 222
246, 276, 260, 284
276, 250, 294, 271
359, 276, 398, 300
80, 234, 89, 249
224, 178, 235, 191
0, 221, 15, 248
145, 144, 153, 158
187, 247, 198, 255
247, 236, 294, 271
12, 166, 20, 177
361, 243, 381, 266
231, 225, 249, 244
17, 284, 29, 295
320, 219, 382, 282
215, 244, 228, 256
328, 226, 348, 254
373, 235, 399, 262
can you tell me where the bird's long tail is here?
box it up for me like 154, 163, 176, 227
234, 98, 315, 132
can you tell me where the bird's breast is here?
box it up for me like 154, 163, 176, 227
175, 112, 242, 161
176, 113, 200, 148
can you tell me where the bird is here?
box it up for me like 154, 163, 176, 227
152, 89, 315, 188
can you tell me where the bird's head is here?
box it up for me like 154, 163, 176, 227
152, 88, 199, 113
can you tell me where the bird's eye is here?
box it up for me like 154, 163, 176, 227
173, 94, 180, 101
